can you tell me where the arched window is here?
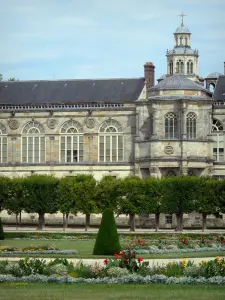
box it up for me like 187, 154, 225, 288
165, 113, 178, 139
185, 36, 188, 46
190, 62, 193, 73
176, 61, 179, 73
180, 61, 184, 73
186, 113, 197, 139
180, 36, 183, 45
187, 62, 190, 74
22, 121, 45, 163
212, 119, 223, 131
212, 119, 224, 162
60, 120, 83, 163
99, 119, 123, 162
169, 61, 173, 75
0, 123, 7, 163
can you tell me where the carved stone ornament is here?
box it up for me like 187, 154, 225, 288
164, 145, 174, 155
47, 118, 57, 129
8, 119, 19, 130
86, 117, 95, 129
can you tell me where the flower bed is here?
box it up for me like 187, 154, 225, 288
123, 236, 225, 252
0, 256, 225, 284
0, 245, 77, 255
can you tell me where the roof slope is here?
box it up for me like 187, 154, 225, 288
0, 78, 145, 105
214, 76, 225, 101
150, 74, 208, 92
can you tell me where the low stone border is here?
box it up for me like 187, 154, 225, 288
0, 274, 225, 284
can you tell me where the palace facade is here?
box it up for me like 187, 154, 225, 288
0, 20, 225, 181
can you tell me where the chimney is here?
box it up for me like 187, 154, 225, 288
144, 62, 155, 88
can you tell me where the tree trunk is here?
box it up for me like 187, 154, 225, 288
15, 213, 19, 230
175, 212, 183, 232
63, 213, 69, 231
202, 213, 207, 232
129, 213, 135, 232
155, 213, 160, 232
19, 211, 22, 225
85, 213, 91, 231
37, 212, 45, 230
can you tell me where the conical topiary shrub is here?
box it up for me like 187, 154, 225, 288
93, 208, 121, 255
0, 217, 4, 240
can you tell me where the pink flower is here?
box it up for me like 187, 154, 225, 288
104, 259, 109, 265
137, 256, 143, 263
114, 254, 119, 259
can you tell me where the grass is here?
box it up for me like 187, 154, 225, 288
0, 283, 225, 300
0, 239, 225, 259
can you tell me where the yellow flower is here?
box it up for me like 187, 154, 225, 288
200, 260, 205, 265
216, 256, 220, 260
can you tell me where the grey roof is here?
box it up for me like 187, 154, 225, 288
0, 78, 145, 105
214, 76, 225, 101
150, 74, 210, 93
175, 25, 191, 34
167, 46, 197, 55
206, 72, 223, 79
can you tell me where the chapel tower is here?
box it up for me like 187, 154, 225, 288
166, 13, 199, 80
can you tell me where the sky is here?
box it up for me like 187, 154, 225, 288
0, 0, 225, 81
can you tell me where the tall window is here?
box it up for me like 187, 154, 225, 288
165, 113, 178, 139
99, 119, 123, 162
0, 123, 7, 163
212, 119, 224, 162
176, 60, 184, 73
169, 61, 173, 75
186, 113, 197, 139
22, 121, 45, 163
60, 120, 83, 163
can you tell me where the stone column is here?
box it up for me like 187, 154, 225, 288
151, 108, 157, 139
182, 107, 187, 139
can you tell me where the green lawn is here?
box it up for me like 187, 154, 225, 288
0, 283, 225, 300
0, 239, 225, 259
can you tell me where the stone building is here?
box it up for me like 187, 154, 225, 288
1, 17, 225, 227
0, 18, 224, 180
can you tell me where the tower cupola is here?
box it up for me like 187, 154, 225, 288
166, 13, 199, 80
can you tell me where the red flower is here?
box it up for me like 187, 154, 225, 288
132, 252, 136, 257
137, 256, 143, 263
104, 258, 109, 265
114, 254, 119, 259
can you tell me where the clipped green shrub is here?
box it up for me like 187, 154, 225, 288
0, 217, 4, 240
93, 208, 121, 255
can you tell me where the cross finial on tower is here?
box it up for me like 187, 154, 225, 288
179, 12, 186, 26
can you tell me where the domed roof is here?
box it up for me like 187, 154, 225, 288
206, 72, 223, 78
150, 74, 207, 91
167, 46, 196, 55
175, 24, 190, 34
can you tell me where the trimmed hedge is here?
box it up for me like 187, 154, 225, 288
93, 208, 121, 255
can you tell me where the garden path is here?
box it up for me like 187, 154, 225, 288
0, 256, 224, 267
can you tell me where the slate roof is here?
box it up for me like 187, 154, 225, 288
206, 72, 223, 79
175, 25, 191, 34
150, 74, 210, 93
214, 76, 225, 101
0, 78, 145, 105
167, 46, 197, 55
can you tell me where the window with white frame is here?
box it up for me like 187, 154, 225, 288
0, 123, 7, 163
99, 119, 123, 162
165, 113, 178, 139
22, 121, 45, 163
60, 120, 84, 163
186, 112, 197, 139
212, 119, 224, 162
